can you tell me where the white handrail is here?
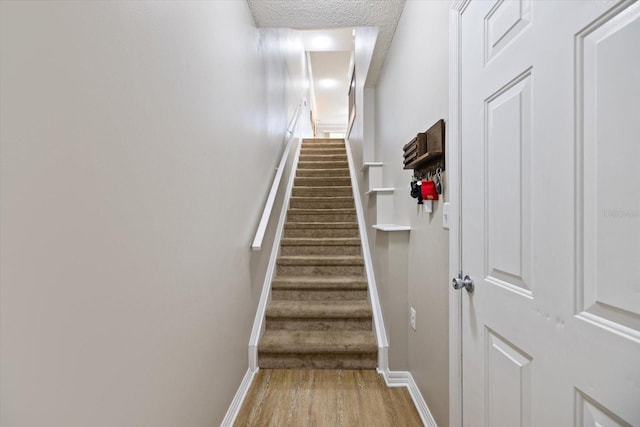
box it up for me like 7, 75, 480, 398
251, 102, 302, 250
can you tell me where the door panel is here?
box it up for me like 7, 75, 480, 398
485, 328, 532, 427
576, 390, 632, 427
578, 0, 640, 337
460, 1, 640, 426
485, 0, 532, 64
485, 70, 532, 296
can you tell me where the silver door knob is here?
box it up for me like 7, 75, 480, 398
452, 275, 474, 292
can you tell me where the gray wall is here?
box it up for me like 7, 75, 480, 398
373, 1, 451, 425
0, 1, 300, 425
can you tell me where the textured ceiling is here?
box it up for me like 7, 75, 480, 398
247, 0, 406, 87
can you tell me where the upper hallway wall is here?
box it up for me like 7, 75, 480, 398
0, 1, 301, 425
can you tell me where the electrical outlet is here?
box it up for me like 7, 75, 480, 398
410, 307, 416, 331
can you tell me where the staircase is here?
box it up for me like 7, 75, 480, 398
258, 139, 377, 369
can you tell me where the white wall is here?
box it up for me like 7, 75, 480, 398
0, 2, 301, 426
249, 26, 309, 307
373, 1, 451, 425
261, 28, 309, 146
348, 27, 378, 177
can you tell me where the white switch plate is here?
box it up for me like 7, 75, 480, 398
410, 307, 416, 331
443, 202, 450, 229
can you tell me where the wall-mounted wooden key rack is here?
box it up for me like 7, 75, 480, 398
402, 119, 445, 179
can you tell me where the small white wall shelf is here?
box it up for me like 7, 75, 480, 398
365, 187, 394, 196
361, 163, 411, 232
361, 162, 384, 192
365, 187, 411, 232
372, 224, 411, 232
360, 161, 384, 172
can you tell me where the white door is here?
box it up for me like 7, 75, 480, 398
458, 0, 640, 425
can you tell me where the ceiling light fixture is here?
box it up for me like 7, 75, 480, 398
312, 36, 331, 50
318, 78, 339, 89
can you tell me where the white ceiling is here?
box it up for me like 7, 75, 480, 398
247, 0, 406, 87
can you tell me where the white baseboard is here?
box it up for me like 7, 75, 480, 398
344, 138, 389, 371
377, 368, 438, 427
220, 367, 257, 427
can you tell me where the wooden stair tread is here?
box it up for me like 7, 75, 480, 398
289, 196, 353, 200
272, 276, 368, 290
299, 149, 346, 153
299, 154, 347, 157
294, 179, 351, 186
287, 208, 355, 214
295, 169, 350, 177
292, 186, 352, 191
277, 255, 364, 266
259, 330, 376, 353
295, 168, 349, 171
298, 160, 347, 163
284, 222, 358, 229
297, 163, 348, 167
266, 300, 372, 318
280, 237, 360, 246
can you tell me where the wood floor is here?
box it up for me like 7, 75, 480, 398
233, 369, 423, 426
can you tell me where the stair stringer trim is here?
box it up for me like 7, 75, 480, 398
377, 368, 438, 427
220, 367, 257, 427
248, 137, 303, 371
344, 138, 390, 371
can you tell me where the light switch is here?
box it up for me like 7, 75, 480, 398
410, 307, 416, 331
443, 202, 450, 229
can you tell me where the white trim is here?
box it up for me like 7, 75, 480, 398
372, 224, 411, 232
365, 187, 394, 195
346, 52, 356, 139
448, 2, 469, 427
219, 367, 257, 427
450, 0, 469, 11
377, 369, 438, 427
346, 113, 355, 140
360, 161, 384, 172
248, 138, 303, 371
344, 138, 389, 371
